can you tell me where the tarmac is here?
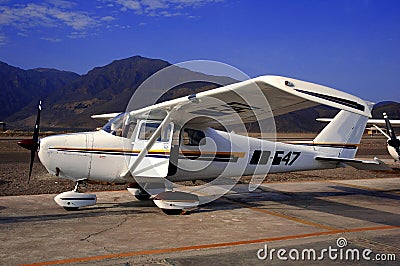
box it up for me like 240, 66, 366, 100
1, 177, 399, 265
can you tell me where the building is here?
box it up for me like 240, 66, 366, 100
0, 122, 5, 132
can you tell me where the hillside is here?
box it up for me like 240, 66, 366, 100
6, 56, 235, 129
0, 62, 79, 120
1, 56, 399, 132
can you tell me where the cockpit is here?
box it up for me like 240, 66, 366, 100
101, 112, 172, 142
101, 112, 207, 149
102, 112, 136, 138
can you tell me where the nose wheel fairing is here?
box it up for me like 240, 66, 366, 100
54, 179, 97, 210
54, 191, 97, 211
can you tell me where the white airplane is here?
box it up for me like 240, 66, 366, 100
317, 114, 400, 162
18, 76, 391, 214
371, 113, 399, 162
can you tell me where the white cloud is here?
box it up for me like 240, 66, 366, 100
0, 34, 6, 45
48, 8, 98, 30
106, 0, 222, 17
17, 31, 29, 37
141, 0, 167, 10
68, 31, 88, 39
0, 1, 99, 33
47, 0, 77, 9
41, 36, 62, 42
116, 0, 141, 11
101, 16, 116, 22
0, 0, 224, 43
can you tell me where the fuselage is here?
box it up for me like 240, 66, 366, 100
38, 127, 342, 184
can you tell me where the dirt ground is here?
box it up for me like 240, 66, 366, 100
0, 134, 398, 196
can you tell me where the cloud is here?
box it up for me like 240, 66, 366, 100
68, 31, 88, 39
101, 16, 116, 22
47, 0, 76, 9
0, 34, 6, 45
0, 1, 99, 34
41, 36, 62, 42
0, 0, 224, 43
115, 0, 141, 11
106, 0, 222, 17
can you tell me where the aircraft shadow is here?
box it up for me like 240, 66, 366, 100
195, 185, 400, 227
0, 200, 157, 224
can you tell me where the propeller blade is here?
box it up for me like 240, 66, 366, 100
17, 101, 42, 183
33, 101, 42, 144
28, 149, 35, 183
383, 112, 397, 141
383, 112, 400, 155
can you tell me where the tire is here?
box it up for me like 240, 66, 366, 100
161, 208, 186, 215
64, 207, 79, 211
134, 192, 151, 201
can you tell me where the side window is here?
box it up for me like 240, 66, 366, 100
182, 128, 206, 146
160, 124, 172, 142
138, 122, 160, 140
137, 122, 172, 142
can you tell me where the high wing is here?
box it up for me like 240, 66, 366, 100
129, 75, 372, 125
91, 113, 121, 121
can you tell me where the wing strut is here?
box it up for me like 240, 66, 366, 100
120, 111, 172, 178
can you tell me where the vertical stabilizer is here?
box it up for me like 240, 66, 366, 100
313, 110, 369, 158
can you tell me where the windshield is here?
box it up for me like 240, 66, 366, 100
102, 112, 136, 138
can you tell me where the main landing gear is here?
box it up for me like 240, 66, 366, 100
54, 179, 97, 211
127, 184, 200, 215
127, 187, 151, 200
153, 191, 199, 215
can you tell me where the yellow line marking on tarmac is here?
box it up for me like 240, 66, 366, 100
222, 198, 337, 231
21, 225, 399, 266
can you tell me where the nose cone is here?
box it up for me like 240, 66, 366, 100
37, 136, 51, 169
17, 139, 39, 151
37, 134, 66, 176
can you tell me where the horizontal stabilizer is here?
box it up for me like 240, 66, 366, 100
315, 156, 392, 171
317, 118, 400, 126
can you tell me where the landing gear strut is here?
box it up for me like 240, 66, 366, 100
127, 184, 151, 201
73, 179, 87, 192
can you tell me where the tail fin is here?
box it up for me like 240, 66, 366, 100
313, 110, 369, 158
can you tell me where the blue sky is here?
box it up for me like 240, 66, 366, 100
0, 0, 399, 102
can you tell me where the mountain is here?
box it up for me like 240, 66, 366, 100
371, 101, 400, 119
6, 56, 235, 130
0, 62, 79, 121
1, 56, 399, 132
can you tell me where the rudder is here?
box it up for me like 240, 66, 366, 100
313, 110, 369, 158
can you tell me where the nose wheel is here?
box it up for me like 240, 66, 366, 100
54, 179, 97, 211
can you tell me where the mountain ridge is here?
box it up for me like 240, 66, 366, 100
1, 56, 399, 132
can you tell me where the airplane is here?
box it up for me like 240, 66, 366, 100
372, 113, 400, 162
17, 75, 391, 214
317, 114, 400, 162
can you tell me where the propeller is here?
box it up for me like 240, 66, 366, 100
17, 101, 42, 183
383, 112, 400, 156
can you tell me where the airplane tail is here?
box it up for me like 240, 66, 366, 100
313, 108, 371, 158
